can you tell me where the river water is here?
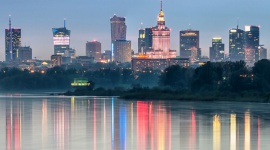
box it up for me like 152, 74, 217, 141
0, 95, 270, 150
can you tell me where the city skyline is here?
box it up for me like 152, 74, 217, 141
0, 0, 270, 61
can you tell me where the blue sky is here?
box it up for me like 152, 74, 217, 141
0, 0, 269, 60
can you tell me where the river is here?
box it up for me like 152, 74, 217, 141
0, 95, 270, 150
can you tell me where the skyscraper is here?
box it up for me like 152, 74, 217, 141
144, 28, 153, 52
86, 41, 101, 62
244, 25, 259, 62
5, 17, 21, 62
110, 15, 126, 42
113, 40, 131, 63
209, 37, 225, 62
151, 0, 172, 58
52, 20, 71, 56
229, 27, 245, 61
180, 30, 200, 62
138, 28, 146, 54
110, 15, 127, 62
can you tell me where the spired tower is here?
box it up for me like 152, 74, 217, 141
5, 16, 22, 62
150, 0, 175, 58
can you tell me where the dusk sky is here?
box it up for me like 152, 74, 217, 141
0, 0, 269, 60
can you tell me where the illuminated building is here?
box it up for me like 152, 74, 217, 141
132, 57, 189, 71
51, 55, 62, 67
244, 25, 259, 65
229, 27, 245, 61
71, 78, 90, 87
18, 46, 32, 61
138, 28, 146, 54
52, 20, 71, 56
258, 45, 267, 60
209, 37, 225, 62
112, 40, 131, 63
132, 0, 176, 69
180, 29, 200, 62
86, 41, 101, 62
148, 0, 175, 59
5, 17, 21, 62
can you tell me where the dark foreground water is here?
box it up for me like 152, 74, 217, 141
0, 95, 270, 150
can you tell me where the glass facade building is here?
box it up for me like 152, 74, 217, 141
179, 30, 200, 62
209, 37, 225, 62
52, 26, 71, 56
5, 28, 21, 61
229, 27, 245, 61
244, 26, 259, 62
138, 29, 146, 54
112, 40, 131, 63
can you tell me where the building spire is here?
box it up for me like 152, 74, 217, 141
161, 0, 163, 11
64, 18, 66, 28
9, 15, 11, 30
9, 15, 13, 61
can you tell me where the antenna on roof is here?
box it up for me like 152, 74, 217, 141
64, 18, 66, 28
9, 15, 13, 60
237, 17, 239, 29
160, 0, 163, 11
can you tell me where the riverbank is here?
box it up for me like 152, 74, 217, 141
64, 87, 270, 103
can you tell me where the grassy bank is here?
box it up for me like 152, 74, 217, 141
64, 87, 270, 103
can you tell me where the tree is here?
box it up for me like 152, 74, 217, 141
252, 59, 270, 91
229, 68, 252, 92
159, 65, 190, 89
191, 62, 223, 91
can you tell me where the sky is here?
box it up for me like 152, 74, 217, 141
0, 0, 270, 61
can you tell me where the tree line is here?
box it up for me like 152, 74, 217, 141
1, 59, 270, 94
159, 59, 270, 93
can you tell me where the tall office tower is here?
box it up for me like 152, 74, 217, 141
86, 41, 101, 62
151, 0, 171, 58
180, 29, 200, 61
110, 15, 126, 42
229, 27, 245, 61
18, 46, 32, 61
259, 45, 267, 60
209, 37, 225, 62
110, 15, 127, 61
138, 28, 146, 54
113, 40, 131, 63
52, 20, 71, 56
5, 17, 21, 62
244, 25, 259, 63
145, 28, 153, 52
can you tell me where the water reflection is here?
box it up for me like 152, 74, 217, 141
1, 97, 270, 149
213, 115, 220, 150
230, 114, 236, 150
245, 112, 251, 150
6, 100, 21, 150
